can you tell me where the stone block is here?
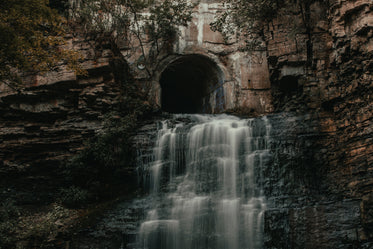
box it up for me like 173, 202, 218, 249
243, 55, 271, 90
280, 66, 305, 78
185, 22, 198, 42
202, 23, 225, 44
238, 90, 273, 113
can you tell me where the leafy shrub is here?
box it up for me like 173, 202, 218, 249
210, 0, 281, 42
0, 199, 20, 222
59, 186, 90, 208
17, 204, 73, 247
0, 220, 17, 248
63, 113, 139, 200
0, 199, 20, 248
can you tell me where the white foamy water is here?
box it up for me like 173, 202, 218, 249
139, 114, 271, 249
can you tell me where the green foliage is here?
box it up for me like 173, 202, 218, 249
0, 199, 75, 248
0, 199, 20, 248
0, 0, 85, 91
211, 0, 324, 55
72, 0, 131, 34
145, 0, 195, 53
63, 113, 138, 199
0, 221, 17, 248
73, 0, 194, 39
59, 186, 90, 207
211, 0, 281, 43
18, 204, 72, 245
71, 0, 195, 76
62, 55, 152, 200
0, 199, 20, 222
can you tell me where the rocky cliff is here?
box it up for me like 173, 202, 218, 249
323, 0, 373, 237
0, 33, 123, 200
0, 31, 137, 247
263, 0, 373, 247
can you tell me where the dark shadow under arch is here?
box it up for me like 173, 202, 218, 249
160, 55, 223, 113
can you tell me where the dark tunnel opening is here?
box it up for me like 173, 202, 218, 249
160, 55, 222, 113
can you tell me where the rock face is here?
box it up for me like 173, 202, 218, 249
261, 0, 373, 247
263, 113, 367, 248
322, 0, 373, 243
0, 33, 124, 203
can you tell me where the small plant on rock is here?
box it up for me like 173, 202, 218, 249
59, 186, 90, 208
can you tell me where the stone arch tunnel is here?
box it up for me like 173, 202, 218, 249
159, 54, 224, 114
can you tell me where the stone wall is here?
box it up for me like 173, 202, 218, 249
125, 0, 274, 114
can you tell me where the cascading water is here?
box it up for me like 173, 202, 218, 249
138, 114, 271, 249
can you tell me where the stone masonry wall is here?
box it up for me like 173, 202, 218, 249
126, 0, 274, 114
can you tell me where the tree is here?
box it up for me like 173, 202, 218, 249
211, 0, 325, 64
70, 0, 195, 77
0, 0, 84, 91
210, 0, 281, 47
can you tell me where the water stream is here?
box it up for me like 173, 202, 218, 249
138, 114, 271, 249
70, 113, 366, 249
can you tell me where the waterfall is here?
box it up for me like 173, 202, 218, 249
138, 114, 270, 249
